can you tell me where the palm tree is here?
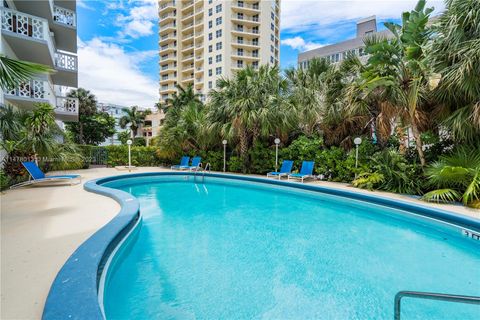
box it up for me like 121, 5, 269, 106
429, 0, 480, 143
119, 106, 147, 137
66, 88, 98, 144
360, 0, 435, 165
0, 54, 53, 91
208, 65, 290, 171
422, 147, 480, 208
23, 103, 59, 164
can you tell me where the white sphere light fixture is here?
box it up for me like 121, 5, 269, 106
274, 138, 280, 144
222, 139, 227, 145
127, 139, 132, 145
354, 137, 362, 145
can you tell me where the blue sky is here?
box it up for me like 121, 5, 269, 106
76, 0, 445, 108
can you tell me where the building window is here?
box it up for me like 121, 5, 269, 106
216, 29, 222, 38
237, 1, 244, 7
208, 8, 212, 16
237, 60, 243, 68
237, 36, 244, 44
216, 42, 222, 50
270, 45, 274, 53
237, 13, 244, 19
237, 24, 244, 31
208, 33, 213, 40
216, 67, 222, 75
216, 17, 222, 25
271, 12, 275, 19
253, 26, 259, 34
216, 54, 222, 62
208, 69, 213, 76
208, 21, 213, 28
208, 0, 212, 4
271, 34, 274, 41
270, 23, 274, 31
252, 49, 258, 57
209, 45, 213, 52
237, 48, 244, 56
252, 61, 259, 69
216, 4, 222, 13
208, 81, 213, 89
208, 57, 213, 64
252, 38, 259, 45
270, 56, 274, 63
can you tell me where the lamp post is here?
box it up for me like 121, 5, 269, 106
354, 137, 362, 177
222, 140, 227, 172
127, 139, 133, 172
274, 138, 280, 172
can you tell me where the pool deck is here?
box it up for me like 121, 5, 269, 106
1, 167, 479, 319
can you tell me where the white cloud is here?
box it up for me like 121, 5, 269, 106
281, 0, 445, 32
115, 0, 158, 39
77, 37, 158, 108
77, 0, 94, 10
281, 36, 325, 51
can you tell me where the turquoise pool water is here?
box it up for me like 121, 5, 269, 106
102, 176, 480, 320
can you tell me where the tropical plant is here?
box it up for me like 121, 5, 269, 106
208, 65, 291, 171
119, 106, 149, 137
0, 54, 53, 90
353, 150, 424, 194
422, 147, 480, 208
360, 0, 435, 166
429, 0, 480, 143
65, 88, 115, 145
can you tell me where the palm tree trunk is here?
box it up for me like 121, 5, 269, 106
411, 121, 426, 166
239, 128, 249, 172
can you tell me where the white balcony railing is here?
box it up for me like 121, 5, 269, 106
55, 96, 79, 115
1, 8, 55, 58
53, 5, 76, 28
55, 51, 77, 71
7, 79, 46, 99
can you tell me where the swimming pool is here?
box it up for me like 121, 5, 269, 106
98, 175, 479, 320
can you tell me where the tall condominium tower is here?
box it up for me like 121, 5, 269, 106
158, 0, 280, 102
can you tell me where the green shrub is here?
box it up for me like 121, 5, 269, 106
227, 156, 243, 173
354, 150, 425, 195
248, 141, 275, 174
105, 145, 161, 167
133, 137, 146, 146
199, 150, 224, 171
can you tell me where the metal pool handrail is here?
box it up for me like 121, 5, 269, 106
394, 291, 480, 320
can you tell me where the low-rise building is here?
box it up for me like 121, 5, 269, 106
0, 0, 79, 122
97, 103, 128, 146
141, 110, 165, 146
298, 16, 392, 68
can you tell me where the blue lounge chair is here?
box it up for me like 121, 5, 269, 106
171, 156, 190, 170
267, 160, 293, 179
10, 161, 81, 189
288, 161, 315, 183
181, 156, 202, 171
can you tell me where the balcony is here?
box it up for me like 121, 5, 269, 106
53, 6, 76, 28
159, 34, 177, 45
160, 23, 176, 35
232, 39, 260, 49
4, 80, 78, 122
55, 96, 79, 122
159, 1, 176, 14
231, 14, 260, 26
182, 54, 194, 62
231, 53, 260, 61
231, 2, 260, 14
232, 27, 260, 37
1, 8, 55, 61
10, 1, 77, 52
159, 12, 176, 24
159, 44, 177, 54
181, 44, 194, 53
53, 51, 78, 87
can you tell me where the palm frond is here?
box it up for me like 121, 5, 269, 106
0, 55, 53, 90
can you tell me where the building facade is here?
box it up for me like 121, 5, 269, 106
298, 16, 392, 68
158, 0, 280, 102
98, 103, 128, 146
0, 0, 79, 122
141, 111, 165, 146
